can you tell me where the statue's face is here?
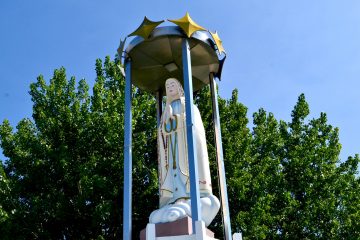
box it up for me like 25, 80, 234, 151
165, 79, 180, 99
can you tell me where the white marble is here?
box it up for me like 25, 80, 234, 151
146, 223, 156, 240
150, 78, 220, 227
233, 233, 243, 240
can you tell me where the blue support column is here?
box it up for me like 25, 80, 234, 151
123, 59, 133, 240
156, 91, 163, 128
156, 91, 163, 206
182, 38, 202, 232
209, 74, 232, 240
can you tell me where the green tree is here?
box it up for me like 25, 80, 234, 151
0, 164, 10, 224
228, 94, 360, 239
0, 57, 157, 239
1, 57, 359, 239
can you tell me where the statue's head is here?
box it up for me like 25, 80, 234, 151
165, 78, 184, 102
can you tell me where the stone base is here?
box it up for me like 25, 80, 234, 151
140, 217, 215, 240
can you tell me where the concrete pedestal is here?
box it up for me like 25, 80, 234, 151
140, 217, 218, 240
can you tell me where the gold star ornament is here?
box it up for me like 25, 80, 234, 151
128, 17, 164, 39
117, 37, 127, 57
210, 31, 226, 55
168, 12, 206, 38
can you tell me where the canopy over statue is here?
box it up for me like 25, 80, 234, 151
119, 13, 232, 240
120, 13, 226, 95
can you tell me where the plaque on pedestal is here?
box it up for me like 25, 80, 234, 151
140, 217, 216, 240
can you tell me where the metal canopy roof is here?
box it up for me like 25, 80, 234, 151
125, 26, 220, 94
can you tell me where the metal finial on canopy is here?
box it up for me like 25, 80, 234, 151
128, 16, 164, 39
210, 30, 226, 55
168, 12, 206, 38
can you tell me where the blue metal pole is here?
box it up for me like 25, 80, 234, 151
182, 38, 202, 232
123, 59, 133, 240
209, 74, 232, 240
156, 91, 163, 206
156, 91, 163, 128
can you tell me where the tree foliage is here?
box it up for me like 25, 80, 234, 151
0, 57, 359, 239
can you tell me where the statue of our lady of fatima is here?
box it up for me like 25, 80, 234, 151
149, 78, 220, 227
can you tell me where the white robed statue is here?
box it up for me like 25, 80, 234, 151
150, 78, 220, 227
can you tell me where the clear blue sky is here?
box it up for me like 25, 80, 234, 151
0, 0, 359, 161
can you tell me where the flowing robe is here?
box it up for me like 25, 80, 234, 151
158, 99, 213, 207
